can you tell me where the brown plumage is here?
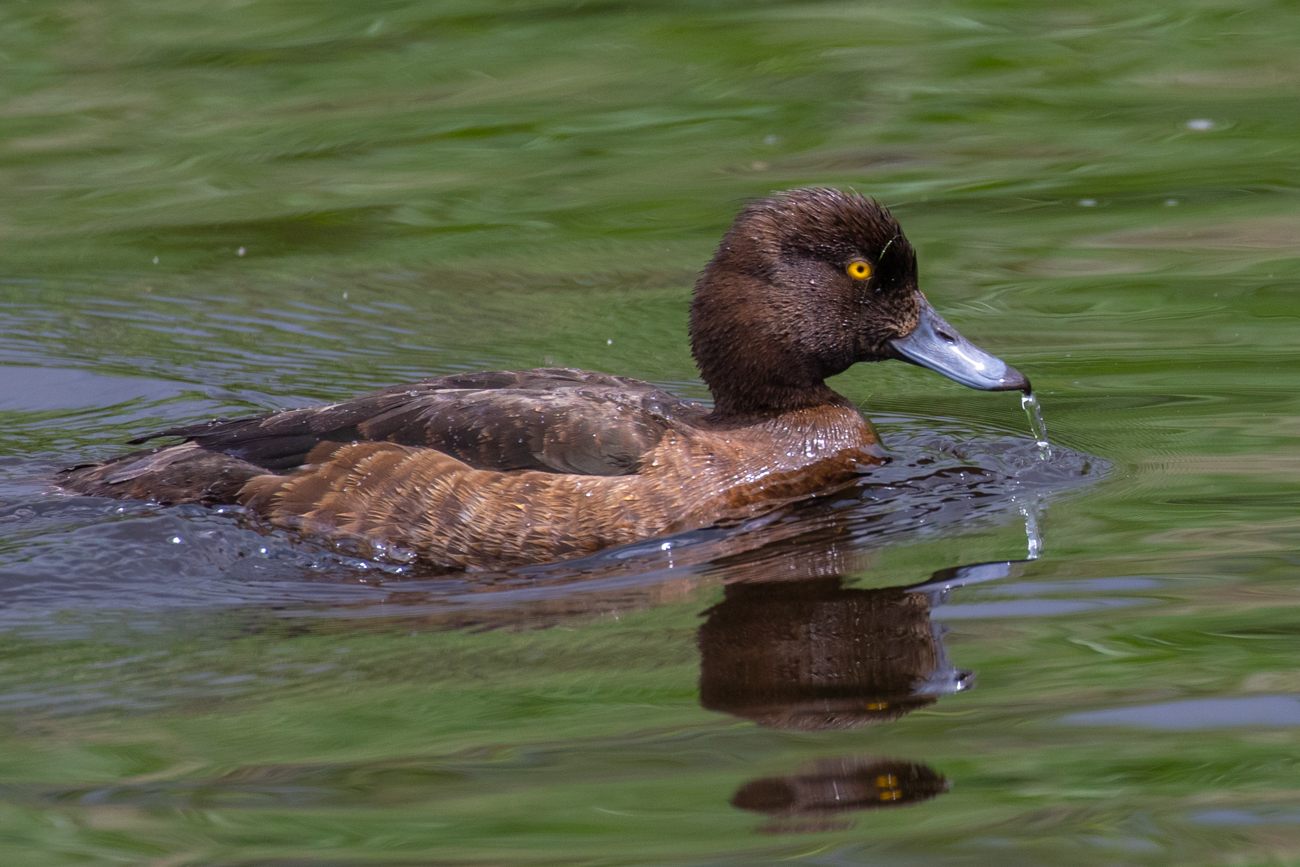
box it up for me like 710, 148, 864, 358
60, 189, 1028, 571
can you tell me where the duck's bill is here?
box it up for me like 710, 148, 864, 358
888, 295, 1030, 393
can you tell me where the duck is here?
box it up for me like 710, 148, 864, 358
59, 189, 1028, 571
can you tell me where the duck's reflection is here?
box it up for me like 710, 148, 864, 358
699, 554, 1019, 729
699, 576, 966, 729
701, 553, 1021, 826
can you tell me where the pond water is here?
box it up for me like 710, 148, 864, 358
2, 0, 1299, 864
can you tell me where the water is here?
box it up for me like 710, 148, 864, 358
1020, 392, 1052, 456
3, 0, 1300, 864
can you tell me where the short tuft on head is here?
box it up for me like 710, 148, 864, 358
750, 188, 901, 245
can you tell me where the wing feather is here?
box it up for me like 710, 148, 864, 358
133, 368, 705, 477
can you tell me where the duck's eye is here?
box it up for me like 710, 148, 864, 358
846, 260, 872, 281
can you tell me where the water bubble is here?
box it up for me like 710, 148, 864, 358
1078, 199, 1097, 207
1165, 199, 1179, 206
236, 246, 246, 256
1186, 118, 1214, 131
169, 536, 183, 544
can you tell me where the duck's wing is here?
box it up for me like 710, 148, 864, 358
135, 368, 707, 477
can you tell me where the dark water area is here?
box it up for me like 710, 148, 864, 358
3, 0, 1300, 864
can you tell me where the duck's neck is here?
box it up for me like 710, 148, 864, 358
704, 376, 853, 423
690, 308, 855, 423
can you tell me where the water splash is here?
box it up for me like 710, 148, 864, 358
1021, 392, 1052, 459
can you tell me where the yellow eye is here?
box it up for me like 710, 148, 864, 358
846, 260, 872, 280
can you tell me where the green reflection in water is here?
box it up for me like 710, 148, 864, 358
1, 0, 1299, 864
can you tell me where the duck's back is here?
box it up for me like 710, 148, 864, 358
61, 368, 708, 501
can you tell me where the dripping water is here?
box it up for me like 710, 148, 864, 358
1021, 392, 1051, 459
1020, 498, 1043, 560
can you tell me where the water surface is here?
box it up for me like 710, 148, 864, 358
2, 0, 1299, 864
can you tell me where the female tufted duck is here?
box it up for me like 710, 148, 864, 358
60, 189, 1028, 570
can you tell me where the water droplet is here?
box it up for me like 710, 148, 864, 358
152, 256, 159, 264
1078, 199, 1097, 207
1186, 118, 1214, 131
1165, 198, 1179, 206
236, 246, 246, 256
170, 536, 182, 544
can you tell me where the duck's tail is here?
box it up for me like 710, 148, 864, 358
57, 442, 269, 506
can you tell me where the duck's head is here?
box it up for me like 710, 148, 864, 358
690, 188, 1029, 418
